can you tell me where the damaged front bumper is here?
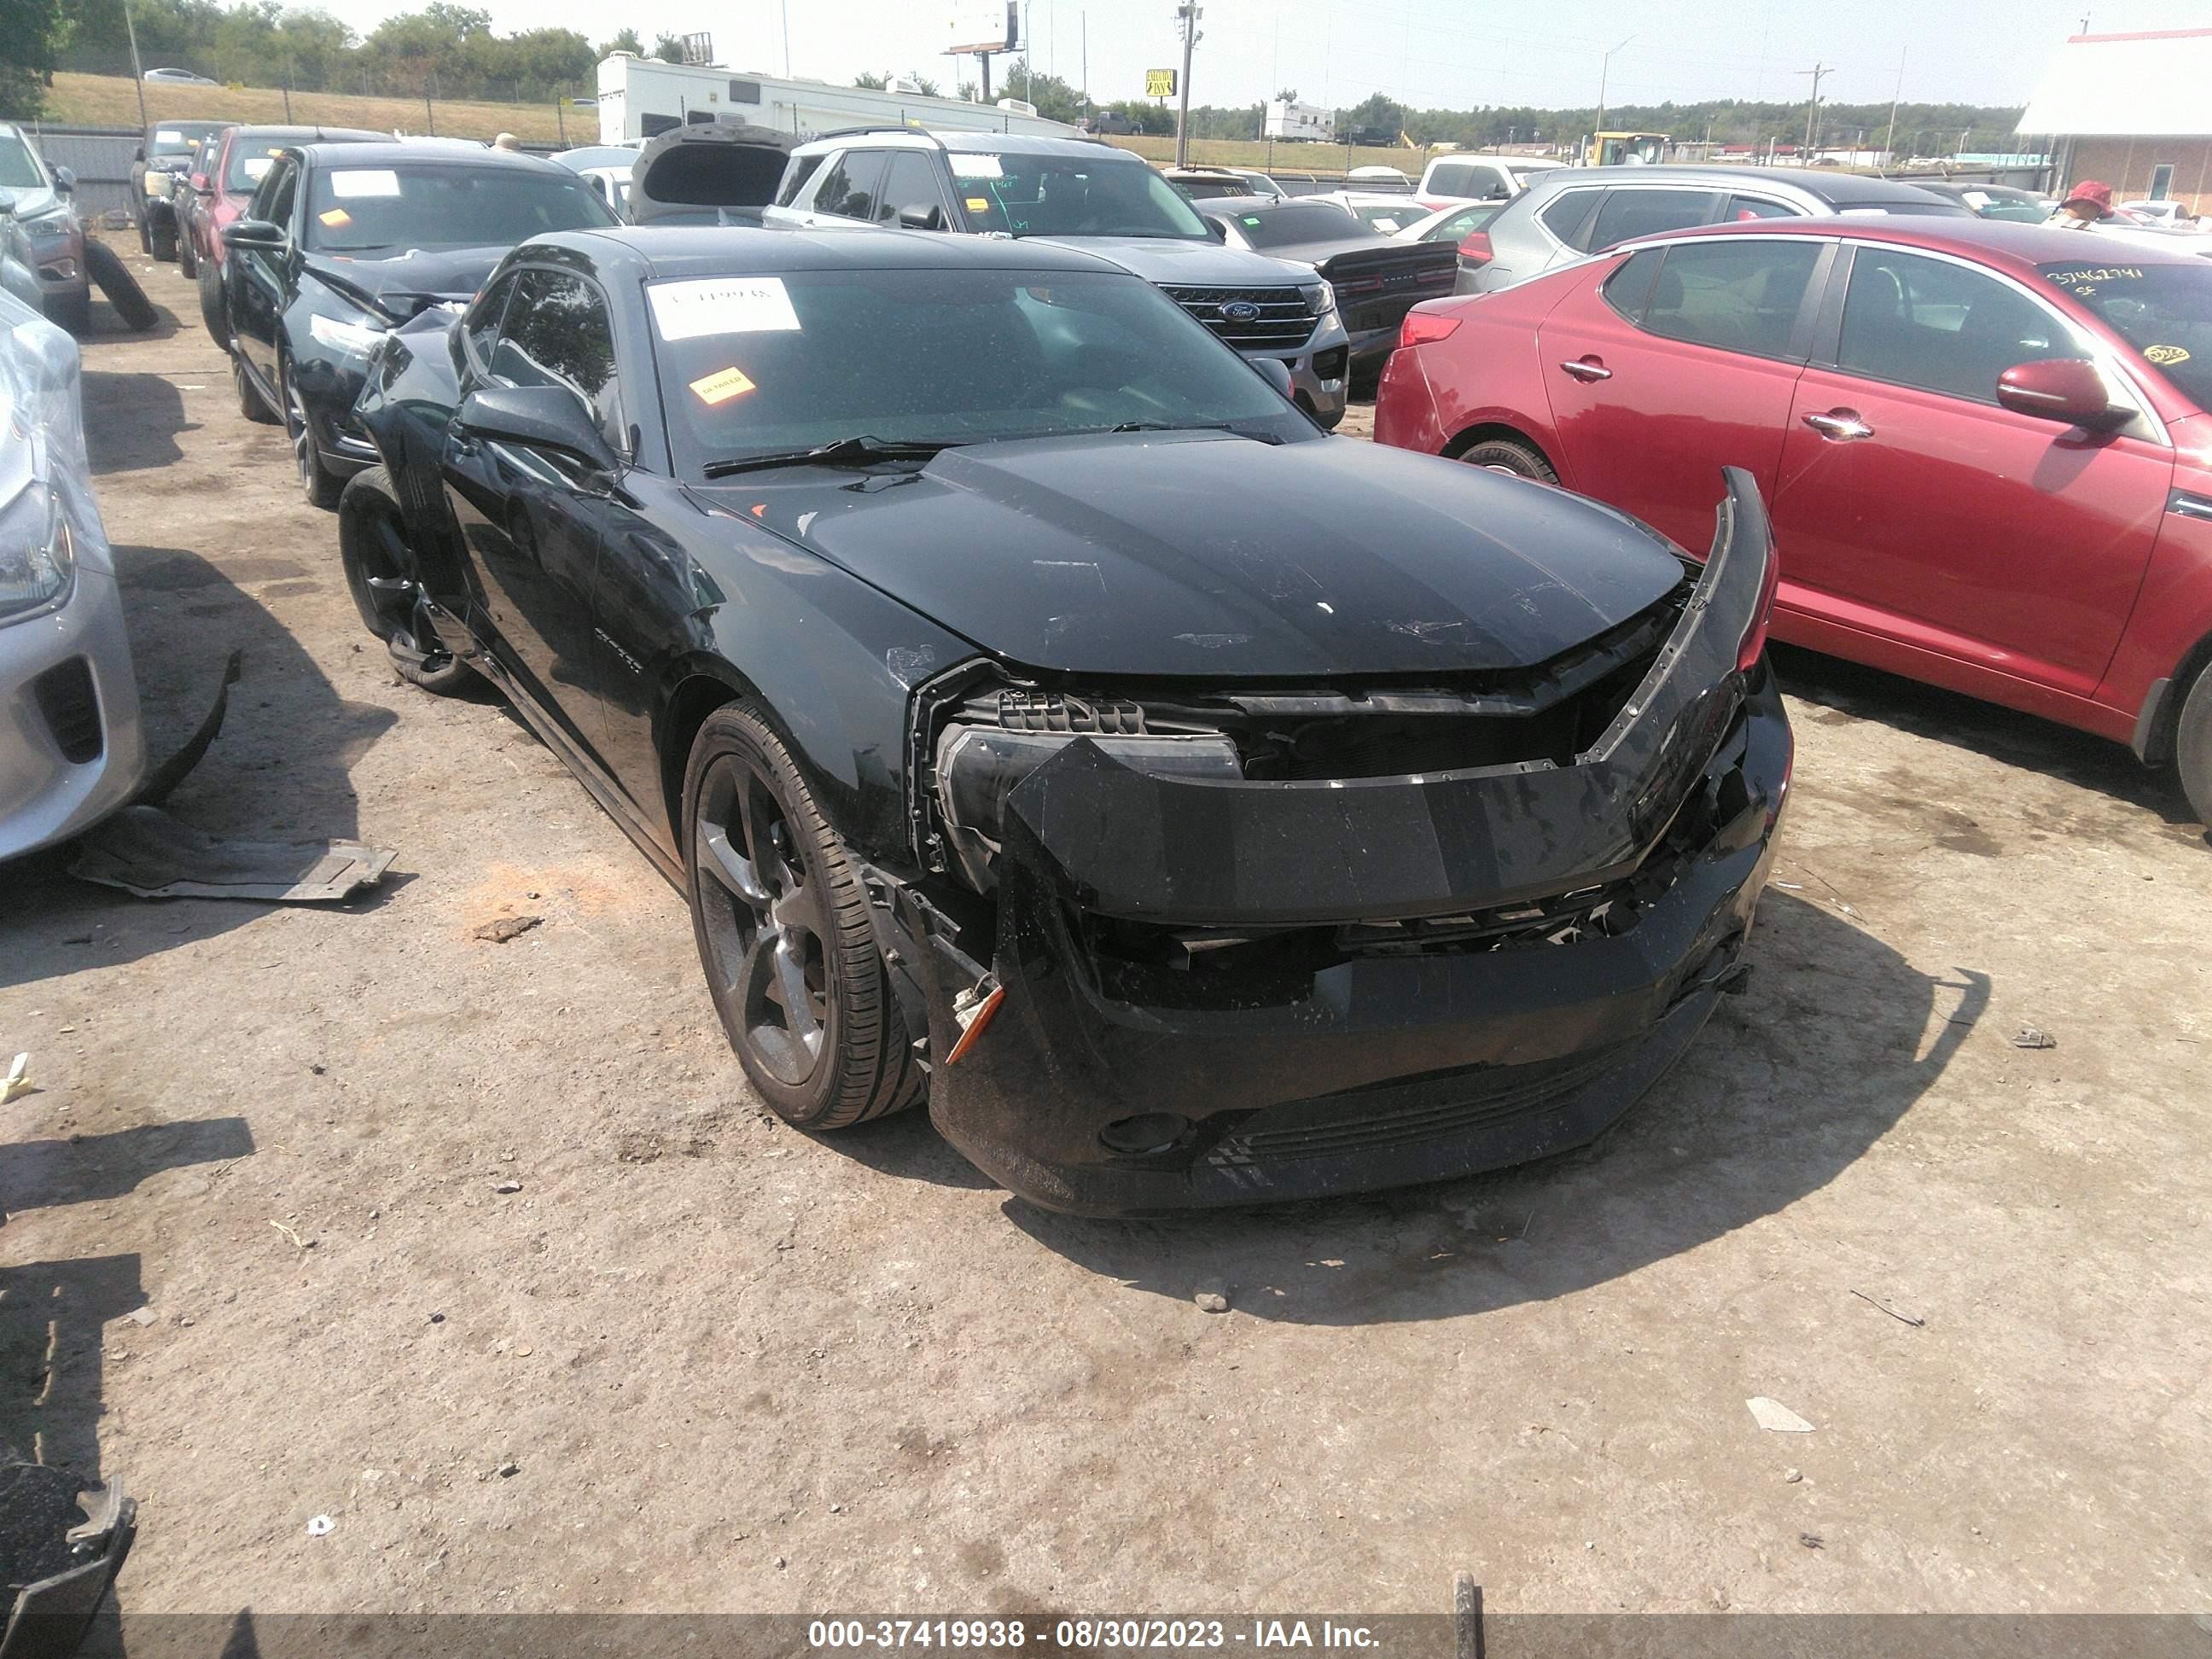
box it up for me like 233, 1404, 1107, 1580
880, 470, 1793, 1215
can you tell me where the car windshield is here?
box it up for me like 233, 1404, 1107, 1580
228, 140, 294, 191
2040, 259, 2212, 409
953, 154, 1209, 239
1348, 202, 1419, 232
148, 128, 201, 158
304, 163, 615, 253
1962, 190, 2051, 224
648, 267, 1308, 476
1222, 202, 1365, 247
0, 134, 48, 190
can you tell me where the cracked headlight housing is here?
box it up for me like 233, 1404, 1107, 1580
0, 482, 77, 625
310, 313, 387, 357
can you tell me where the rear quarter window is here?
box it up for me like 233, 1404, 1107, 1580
1538, 189, 1604, 249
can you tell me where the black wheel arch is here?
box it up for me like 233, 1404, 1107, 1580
2133, 628, 2212, 768
1441, 421, 1557, 469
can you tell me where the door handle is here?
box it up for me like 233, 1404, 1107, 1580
1803, 409, 1874, 441
1558, 358, 1611, 382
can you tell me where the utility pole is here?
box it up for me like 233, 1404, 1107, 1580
1594, 34, 1634, 164
1797, 61, 1830, 156
1173, 2, 1202, 166
121, 0, 149, 132
1081, 11, 1089, 122
1883, 47, 1905, 166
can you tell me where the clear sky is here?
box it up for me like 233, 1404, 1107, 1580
336, 0, 2211, 112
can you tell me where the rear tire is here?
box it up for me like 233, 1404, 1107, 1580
149, 215, 178, 262
47, 288, 92, 336
1454, 435, 1558, 482
2175, 663, 2212, 829
338, 465, 476, 695
197, 262, 230, 347
178, 229, 197, 278
84, 238, 159, 333
233, 349, 278, 423
683, 704, 923, 1130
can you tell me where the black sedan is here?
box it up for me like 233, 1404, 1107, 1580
1196, 198, 1457, 368
219, 141, 617, 506
342, 224, 1790, 1215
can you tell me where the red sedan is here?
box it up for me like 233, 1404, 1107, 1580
1376, 217, 2212, 824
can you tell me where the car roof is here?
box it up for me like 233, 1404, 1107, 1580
229, 125, 387, 144
1625, 213, 2212, 274
530, 224, 1131, 279
1528, 165, 1959, 207
796, 130, 1128, 162
291, 141, 559, 170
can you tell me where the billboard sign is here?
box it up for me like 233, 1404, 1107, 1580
1146, 67, 1178, 97
949, 2, 1019, 54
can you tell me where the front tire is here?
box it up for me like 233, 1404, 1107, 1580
178, 228, 198, 278
337, 464, 475, 695
233, 348, 278, 422
197, 262, 230, 347
149, 214, 178, 262
2175, 663, 2212, 829
281, 352, 345, 509
684, 705, 922, 1130
1454, 435, 1558, 481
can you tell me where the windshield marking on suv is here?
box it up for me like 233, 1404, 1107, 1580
329, 170, 401, 198
949, 154, 1003, 178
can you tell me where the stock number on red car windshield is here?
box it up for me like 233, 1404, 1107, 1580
2045, 264, 2145, 296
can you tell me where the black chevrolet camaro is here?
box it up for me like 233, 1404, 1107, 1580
220, 141, 617, 507
343, 224, 1791, 1215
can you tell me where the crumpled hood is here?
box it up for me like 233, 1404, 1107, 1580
701, 432, 1686, 678
0, 186, 67, 223
305, 244, 506, 321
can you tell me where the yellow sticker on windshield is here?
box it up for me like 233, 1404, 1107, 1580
2145, 344, 2192, 366
965, 196, 990, 212
317, 207, 352, 228
690, 366, 756, 405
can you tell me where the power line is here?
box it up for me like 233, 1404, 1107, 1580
1796, 61, 1831, 150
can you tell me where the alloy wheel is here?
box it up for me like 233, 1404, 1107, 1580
284, 370, 315, 491
351, 495, 440, 661
693, 755, 831, 1088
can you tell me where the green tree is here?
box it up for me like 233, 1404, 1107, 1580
904, 72, 940, 96
0, 0, 73, 118
651, 32, 686, 64
597, 27, 642, 56
853, 70, 888, 89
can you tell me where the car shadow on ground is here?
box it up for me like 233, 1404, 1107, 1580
1771, 643, 2203, 837
0, 543, 395, 992
1002, 893, 1981, 1324
80, 369, 195, 474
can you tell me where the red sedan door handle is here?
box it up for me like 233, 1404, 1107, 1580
1558, 357, 1611, 382
1803, 409, 1874, 441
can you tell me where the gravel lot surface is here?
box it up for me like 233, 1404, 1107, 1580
4, 242, 2208, 1620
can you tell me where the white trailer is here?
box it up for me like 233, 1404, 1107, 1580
1265, 101, 1336, 144
596, 55, 1079, 145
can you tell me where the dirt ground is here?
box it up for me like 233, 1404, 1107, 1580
3, 242, 2209, 1622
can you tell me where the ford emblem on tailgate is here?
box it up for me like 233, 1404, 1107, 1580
1218, 300, 1263, 323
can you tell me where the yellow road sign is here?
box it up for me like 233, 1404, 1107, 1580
1145, 68, 1178, 98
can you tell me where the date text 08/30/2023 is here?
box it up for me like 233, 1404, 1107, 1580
806, 1619, 1384, 1650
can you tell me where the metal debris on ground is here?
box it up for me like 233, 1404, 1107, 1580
1747, 1396, 1816, 1433
473, 915, 544, 943
1850, 1288, 1927, 1327
71, 806, 396, 902
2012, 1026, 2058, 1049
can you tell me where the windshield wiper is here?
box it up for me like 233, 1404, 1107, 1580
701, 434, 965, 480
1104, 421, 1284, 444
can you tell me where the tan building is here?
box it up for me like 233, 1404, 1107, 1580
2017, 26, 2212, 215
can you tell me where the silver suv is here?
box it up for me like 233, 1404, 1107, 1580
770, 130, 1351, 428
0, 123, 88, 333
1459, 164, 1971, 294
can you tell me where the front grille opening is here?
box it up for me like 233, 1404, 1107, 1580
32, 657, 103, 765
1158, 283, 1318, 352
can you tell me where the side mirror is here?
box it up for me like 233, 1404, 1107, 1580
134, 146, 146, 163
223, 218, 286, 250
1995, 358, 2130, 431
190, 172, 208, 191
896, 202, 944, 230
52, 167, 74, 195
1249, 358, 1295, 400
1203, 217, 1227, 242
458, 385, 620, 474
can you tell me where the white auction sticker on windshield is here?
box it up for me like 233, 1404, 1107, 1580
329, 169, 402, 198
947, 153, 1004, 178
155, 129, 183, 143
649, 276, 802, 341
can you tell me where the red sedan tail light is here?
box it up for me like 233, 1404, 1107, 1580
1457, 230, 1493, 266
1399, 311, 1461, 348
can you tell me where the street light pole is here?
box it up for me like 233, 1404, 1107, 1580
1173, 2, 1202, 166
1594, 34, 1633, 165
121, 0, 149, 132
